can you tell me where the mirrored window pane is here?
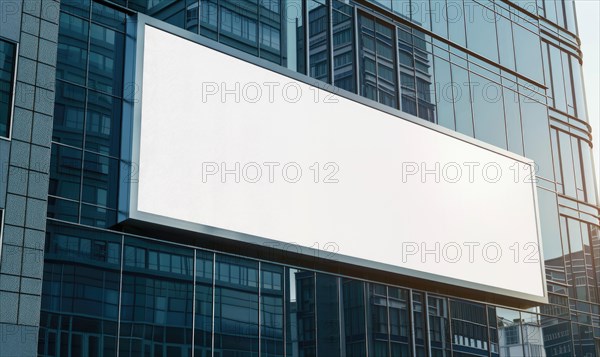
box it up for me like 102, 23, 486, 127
86, 90, 121, 157
471, 74, 506, 149
53, 81, 86, 148
49, 144, 82, 201
214, 254, 259, 356
57, 12, 89, 86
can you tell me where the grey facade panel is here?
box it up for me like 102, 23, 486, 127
0, 0, 59, 350
0, 0, 23, 42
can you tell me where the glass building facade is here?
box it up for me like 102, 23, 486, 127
0, 0, 598, 356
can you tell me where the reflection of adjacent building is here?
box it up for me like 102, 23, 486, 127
498, 317, 546, 357
302, 2, 436, 122
142, 0, 284, 64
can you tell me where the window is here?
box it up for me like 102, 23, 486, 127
0, 39, 16, 139
359, 13, 397, 108
504, 325, 520, 345
513, 24, 543, 84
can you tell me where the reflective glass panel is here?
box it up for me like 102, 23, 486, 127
0, 40, 16, 138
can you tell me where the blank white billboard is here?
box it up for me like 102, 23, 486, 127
126, 23, 545, 301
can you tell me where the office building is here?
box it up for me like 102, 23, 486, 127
0, 0, 598, 356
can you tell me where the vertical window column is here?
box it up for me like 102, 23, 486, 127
358, 13, 397, 109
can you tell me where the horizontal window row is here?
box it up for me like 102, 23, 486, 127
366, 0, 544, 81
57, 11, 125, 96
53, 80, 121, 157
543, 40, 587, 121
536, 187, 600, 303
537, 0, 578, 34
40, 222, 600, 357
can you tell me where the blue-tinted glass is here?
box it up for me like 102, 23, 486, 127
49, 144, 82, 201
185, 0, 200, 33
548, 44, 566, 111
496, 12, 515, 70
372, 0, 391, 10
541, 318, 573, 356
332, 0, 356, 93
561, 52, 575, 116
447, 0, 466, 47
368, 284, 389, 357
451, 64, 473, 137
308, 0, 330, 83
317, 274, 341, 356
520, 95, 553, 180
86, 90, 121, 157
82, 152, 119, 209
260, 0, 283, 64
219, 0, 259, 56
53, 81, 85, 147
580, 225, 597, 303
80, 203, 117, 228
557, 131, 576, 197
0, 40, 16, 138
88, 24, 125, 96
200, 0, 218, 40
399, 29, 417, 116
414, 31, 436, 122
200, 0, 219, 40
470, 74, 506, 149
40, 224, 121, 356
412, 292, 427, 356
45, 222, 121, 269
92, 2, 126, 31
388, 287, 409, 355
550, 129, 563, 192
564, 0, 577, 33
464, 0, 498, 62
570, 137, 584, 200
195, 250, 214, 356
543, 0, 557, 23
573, 323, 595, 357
430, 0, 447, 38
434, 56, 455, 130
411, 0, 431, 30
360, 15, 377, 102
359, 14, 397, 108
214, 254, 259, 356
537, 188, 565, 279
284, 0, 304, 73
127, 0, 153, 13
135, 0, 199, 33
286, 268, 316, 357
120, 238, 194, 357
57, 12, 89, 86
262, 264, 285, 357
580, 144, 598, 205
571, 58, 587, 121
428, 296, 451, 356
513, 24, 543, 84
450, 300, 488, 354
541, 41, 552, 94
566, 219, 588, 301
61, 0, 91, 17
502, 87, 524, 155
342, 279, 367, 356
392, 0, 410, 20
47, 197, 79, 223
